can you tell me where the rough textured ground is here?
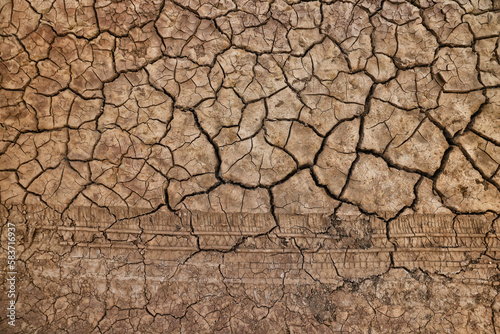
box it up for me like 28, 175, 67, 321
0, 0, 500, 332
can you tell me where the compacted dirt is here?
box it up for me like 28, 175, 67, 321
0, 0, 500, 332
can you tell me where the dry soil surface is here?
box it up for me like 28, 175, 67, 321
1, 0, 500, 332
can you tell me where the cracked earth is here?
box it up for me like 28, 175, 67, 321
0, 0, 500, 332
